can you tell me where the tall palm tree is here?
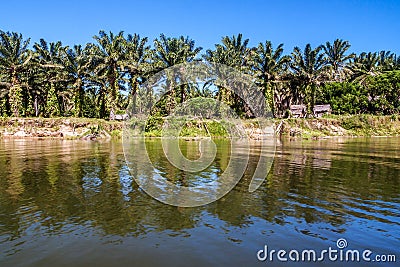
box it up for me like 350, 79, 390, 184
290, 43, 327, 113
350, 52, 380, 85
153, 34, 202, 68
204, 34, 253, 115
253, 41, 291, 117
204, 33, 252, 70
33, 39, 68, 116
121, 33, 150, 112
152, 34, 202, 109
377, 50, 396, 71
64, 44, 91, 117
395, 54, 400, 70
0, 31, 32, 116
90, 30, 126, 118
322, 39, 354, 81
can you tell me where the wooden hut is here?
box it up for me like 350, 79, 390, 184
289, 105, 307, 118
110, 109, 129, 121
313, 104, 331, 117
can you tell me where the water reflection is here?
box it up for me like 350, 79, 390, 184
0, 138, 399, 266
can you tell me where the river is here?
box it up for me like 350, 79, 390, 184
0, 137, 399, 266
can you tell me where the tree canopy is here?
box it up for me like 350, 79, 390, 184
0, 30, 399, 119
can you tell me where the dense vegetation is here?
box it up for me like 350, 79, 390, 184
0, 30, 399, 119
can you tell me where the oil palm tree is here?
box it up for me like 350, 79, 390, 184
253, 41, 291, 117
204, 34, 253, 115
33, 39, 68, 116
395, 54, 400, 70
0, 31, 32, 116
63, 44, 92, 117
153, 34, 202, 68
290, 43, 327, 113
377, 50, 396, 71
152, 34, 202, 109
90, 30, 126, 118
322, 39, 354, 81
350, 52, 380, 85
204, 33, 251, 69
121, 33, 150, 112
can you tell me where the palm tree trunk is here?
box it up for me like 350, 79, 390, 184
34, 95, 39, 117
9, 72, 22, 117
46, 83, 58, 117
74, 78, 84, 117
130, 77, 138, 113
310, 84, 316, 116
264, 83, 276, 118
180, 84, 185, 103
96, 81, 107, 119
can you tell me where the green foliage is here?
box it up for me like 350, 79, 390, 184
45, 85, 59, 117
205, 121, 229, 137
365, 70, 400, 114
340, 114, 370, 130
317, 82, 368, 114
145, 116, 164, 132
110, 129, 122, 138
179, 123, 207, 137
0, 30, 400, 122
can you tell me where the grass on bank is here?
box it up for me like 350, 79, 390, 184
279, 114, 400, 139
1, 114, 400, 139
0, 117, 123, 139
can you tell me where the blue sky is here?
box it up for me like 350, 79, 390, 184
1, 0, 399, 55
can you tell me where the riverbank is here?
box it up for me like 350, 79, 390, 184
0, 117, 123, 140
278, 114, 400, 139
1, 115, 400, 140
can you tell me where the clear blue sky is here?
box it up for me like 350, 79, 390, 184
1, 0, 399, 55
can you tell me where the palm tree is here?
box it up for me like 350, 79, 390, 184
0, 31, 32, 116
33, 39, 68, 116
395, 54, 400, 70
90, 30, 126, 118
290, 43, 327, 113
152, 34, 202, 110
322, 39, 354, 81
377, 50, 396, 71
350, 52, 380, 85
121, 33, 150, 112
204, 33, 251, 69
253, 41, 291, 117
153, 34, 202, 68
204, 34, 253, 115
63, 44, 91, 117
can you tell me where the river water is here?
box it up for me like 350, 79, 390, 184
0, 138, 399, 266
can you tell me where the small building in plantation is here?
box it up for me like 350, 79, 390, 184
289, 105, 307, 118
313, 104, 331, 118
110, 109, 129, 121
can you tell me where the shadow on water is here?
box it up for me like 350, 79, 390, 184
0, 138, 399, 266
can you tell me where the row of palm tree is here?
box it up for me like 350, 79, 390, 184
1, 30, 399, 118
